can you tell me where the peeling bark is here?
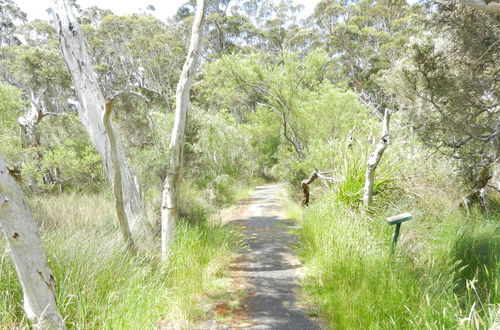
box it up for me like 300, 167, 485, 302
53, 0, 153, 242
363, 109, 391, 207
103, 100, 137, 253
161, 0, 206, 259
0, 154, 65, 329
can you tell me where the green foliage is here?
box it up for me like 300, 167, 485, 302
0, 82, 25, 164
383, 4, 499, 188
1, 1, 498, 329
41, 137, 104, 191
82, 13, 186, 106
189, 108, 256, 187
243, 106, 282, 171
296, 195, 499, 329
451, 222, 500, 302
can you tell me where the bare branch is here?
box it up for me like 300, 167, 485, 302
110, 90, 150, 103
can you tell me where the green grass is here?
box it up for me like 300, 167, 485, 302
295, 192, 499, 329
0, 193, 242, 329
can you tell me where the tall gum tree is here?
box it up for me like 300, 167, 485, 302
0, 154, 65, 329
161, 0, 206, 259
52, 0, 154, 244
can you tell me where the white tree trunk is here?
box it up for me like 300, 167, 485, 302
363, 109, 391, 207
161, 0, 206, 259
18, 94, 60, 186
18, 102, 42, 149
103, 100, 137, 253
0, 154, 65, 329
52, 0, 153, 242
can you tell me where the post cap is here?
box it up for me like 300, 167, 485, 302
386, 212, 413, 225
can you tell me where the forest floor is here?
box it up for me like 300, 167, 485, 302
206, 184, 322, 329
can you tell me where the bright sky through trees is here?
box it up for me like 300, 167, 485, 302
18, 0, 321, 21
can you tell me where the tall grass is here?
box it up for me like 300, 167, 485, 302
0, 193, 242, 329
286, 133, 500, 329
294, 185, 499, 329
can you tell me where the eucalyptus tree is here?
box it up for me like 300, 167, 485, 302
205, 0, 261, 55
199, 49, 330, 159
384, 2, 499, 208
0, 153, 65, 329
162, 0, 206, 259
0, 18, 73, 187
309, 0, 422, 115
0, 0, 26, 46
83, 12, 187, 109
53, 0, 153, 246
172, 0, 260, 57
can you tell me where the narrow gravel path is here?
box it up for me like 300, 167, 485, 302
228, 184, 321, 330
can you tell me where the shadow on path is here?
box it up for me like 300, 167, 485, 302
229, 184, 321, 330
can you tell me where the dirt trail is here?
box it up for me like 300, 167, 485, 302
222, 183, 321, 330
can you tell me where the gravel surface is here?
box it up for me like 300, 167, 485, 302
229, 184, 322, 330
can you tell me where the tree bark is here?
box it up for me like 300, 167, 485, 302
161, 0, 206, 259
282, 112, 305, 159
0, 154, 65, 329
363, 109, 391, 207
53, 0, 153, 242
18, 102, 42, 149
301, 170, 337, 206
103, 100, 137, 253
18, 93, 59, 186
301, 170, 318, 206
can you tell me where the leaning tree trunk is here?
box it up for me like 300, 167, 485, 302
363, 109, 391, 208
103, 100, 137, 253
161, 0, 206, 259
0, 154, 65, 329
53, 0, 153, 242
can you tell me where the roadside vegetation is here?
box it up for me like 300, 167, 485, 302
0, 193, 243, 328
292, 144, 499, 328
0, 0, 498, 328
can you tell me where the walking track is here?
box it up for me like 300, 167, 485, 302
225, 184, 321, 330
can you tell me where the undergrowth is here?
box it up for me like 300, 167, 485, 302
0, 192, 243, 329
292, 144, 500, 329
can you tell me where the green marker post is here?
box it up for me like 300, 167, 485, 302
385, 212, 413, 254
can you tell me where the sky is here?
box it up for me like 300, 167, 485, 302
17, 0, 321, 22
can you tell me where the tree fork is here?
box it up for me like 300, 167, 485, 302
53, 0, 155, 244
